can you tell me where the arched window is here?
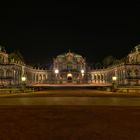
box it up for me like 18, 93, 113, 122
127, 69, 131, 76
0, 56, 4, 63
39, 75, 42, 81
6, 70, 12, 77
67, 63, 73, 70
101, 75, 104, 81
97, 75, 100, 80
0, 69, 4, 77
36, 75, 39, 82
43, 75, 46, 80
135, 69, 139, 76
94, 75, 96, 80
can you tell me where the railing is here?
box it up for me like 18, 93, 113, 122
117, 87, 140, 93
0, 87, 34, 94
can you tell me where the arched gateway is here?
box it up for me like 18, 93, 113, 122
67, 73, 73, 82
53, 50, 87, 84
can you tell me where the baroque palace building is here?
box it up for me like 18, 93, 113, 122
0, 44, 140, 87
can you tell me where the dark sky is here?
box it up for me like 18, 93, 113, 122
0, 5, 140, 66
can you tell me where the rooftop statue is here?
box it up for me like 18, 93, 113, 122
135, 44, 140, 52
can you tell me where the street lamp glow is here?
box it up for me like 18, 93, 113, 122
112, 76, 117, 81
81, 69, 85, 74
21, 76, 26, 82
54, 69, 59, 74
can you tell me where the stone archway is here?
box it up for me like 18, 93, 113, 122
67, 73, 72, 83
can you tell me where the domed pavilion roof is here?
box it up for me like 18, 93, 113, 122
56, 50, 83, 59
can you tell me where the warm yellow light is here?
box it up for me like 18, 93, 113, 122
81, 69, 84, 74
67, 73, 72, 77
21, 76, 26, 82
112, 76, 117, 81
55, 69, 59, 74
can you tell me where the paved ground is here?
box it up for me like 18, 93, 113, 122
1, 89, 140, 97
1, 96, 140, 106
0, 106, 140, 140
0, 89, 140, 106
0, 89, 140, 139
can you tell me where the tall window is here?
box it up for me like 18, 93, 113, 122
67, 64, 72, 70
77, 65, 80, 70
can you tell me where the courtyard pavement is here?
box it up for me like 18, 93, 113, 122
0, 89, 140, 106
0, 89, 140, 139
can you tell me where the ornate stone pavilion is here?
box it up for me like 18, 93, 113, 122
0, 44, 140, 87
53, 50, 86, 84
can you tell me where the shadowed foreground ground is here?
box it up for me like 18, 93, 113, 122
0, 106, 140, 140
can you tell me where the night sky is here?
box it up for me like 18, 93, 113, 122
0, 5, 140, 66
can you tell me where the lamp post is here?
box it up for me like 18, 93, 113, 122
112, 76, 117, 92
81, 69, 85, 75
81, 69, 85, 83
21, 76, 26, 92
54, 69, 59, 83
13, 70, 16, 86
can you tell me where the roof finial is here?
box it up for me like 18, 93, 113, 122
69, 49, 71, 53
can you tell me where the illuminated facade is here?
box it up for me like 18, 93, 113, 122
0, 45, 140, 87
53, 51, 86, 83
91, 45, 140, 86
